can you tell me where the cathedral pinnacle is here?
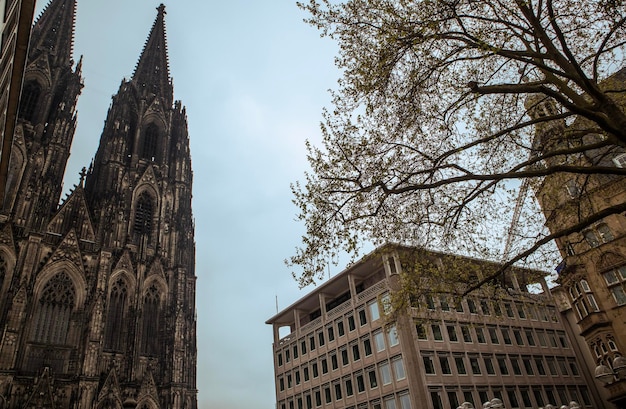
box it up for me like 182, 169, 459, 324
132, 3, 173, 104
29, 0, 77, 68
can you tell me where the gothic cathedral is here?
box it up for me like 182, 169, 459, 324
0, 1, 197, 408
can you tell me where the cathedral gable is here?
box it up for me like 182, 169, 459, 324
48, 229, 85, 269
137, 368, 161, 408
96, 367, 123, 409
147, 258, 166, 281
113, 250, 134, 274
47, 187, 96, 241
137, 165, 160, 195
22, 367, 56, 408
24, 54, 52, 87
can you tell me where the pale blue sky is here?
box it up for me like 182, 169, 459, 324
37, 1, 340, 408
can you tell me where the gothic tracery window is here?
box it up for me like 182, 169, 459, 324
569, 279, 599, 320
141, 123, 159, 161
104, 277, 128, 351
31, 272, 75, 344
133, 192, 154, 239
18, 81, 41, 122
140, 284, 161, 356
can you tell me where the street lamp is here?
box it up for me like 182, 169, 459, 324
595, 354, 626, 384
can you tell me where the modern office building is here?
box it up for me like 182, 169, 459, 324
529, 69, 626, 408
0, 1, 197, 408
267, 246, 601, 409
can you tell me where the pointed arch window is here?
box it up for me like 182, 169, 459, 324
140, 284, 161, 356
31, 272, 75, 344
18, 81, 41, 122
141, 123, 159, 161
104, 277, 129, 351
134, 192, 154, 239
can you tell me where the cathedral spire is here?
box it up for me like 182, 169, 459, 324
132, 4, 173, 104
29, 0, 77, 68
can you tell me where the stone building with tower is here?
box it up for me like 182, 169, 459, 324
530, 69, 626, 408
0, 1, 197, 408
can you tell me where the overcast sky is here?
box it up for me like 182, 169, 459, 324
36, 0, 340, 407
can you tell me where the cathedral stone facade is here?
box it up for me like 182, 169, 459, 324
0, 1, 197, 408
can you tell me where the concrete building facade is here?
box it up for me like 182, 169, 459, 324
267, 247, 600, 409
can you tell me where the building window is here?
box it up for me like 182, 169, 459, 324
480, 300, 491, 315
507, 390, 519, 408
18, 81, 41, 121
304, 366, 310, 381
399, 393, 411, 409
374, 331, 386, 352
513, 329, 524, 346
31, 272, 75, 345
447, 325, 458, 342
525, 330, 536, 346
431, 392, 443, 409
368, 368, 378, 388
327, 326, 335, 342
440, 296, 450, 311
461, 326, 472, 342
140, 284, 161, 356
475, 327, 486, 343
347, 315, 356, 331
432, 324, 443, 341
488, 327, 499, 344
334, 383, 342, 400
133, 192, 154, 239
423, 355, 435, 374
497, 357, 509, 375
356, 374, 365, 393
501, 328, 512, 345
368, 300, 380, 321
363, 338, 372, 356
467, 299, 477, 313
416, 323, 427, 340
523, 358, 534, 375
484, 356, 495, 375
345, 378, 353, 396
439, 356, 451, 375
309, 335, 315, 351
337, 320, 345, 337
352, 343, 360, 361
603, 266, 626, 306
318, 331, 325, 346
341, 348, 349, 366
380, 361, 392, 384
393, 357, 406, 380
331, 353, 338, 370
455, 356, 467, 375
387, 325, 399, 346
504, 303, 514, 317
535, 358, 546, 375
312, 362, 319, 378
141, 123, 159, 161
382, 396, 396, 409
301, 340, 307, 355
104, 277, 128, 351
511, 357, 522, 375
470, 357, 481, 374
358, 309, 367, 325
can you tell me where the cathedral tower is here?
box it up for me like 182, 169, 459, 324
0, 3, 197, 408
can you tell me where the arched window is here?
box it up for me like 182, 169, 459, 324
133, 192, 153, 238
569, 279, 599, 321
104, 277, 128, 351
18, 81, 41, 122
141, 123, 159, 161
140, 284, 160, 356
31, 272, 75, 344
